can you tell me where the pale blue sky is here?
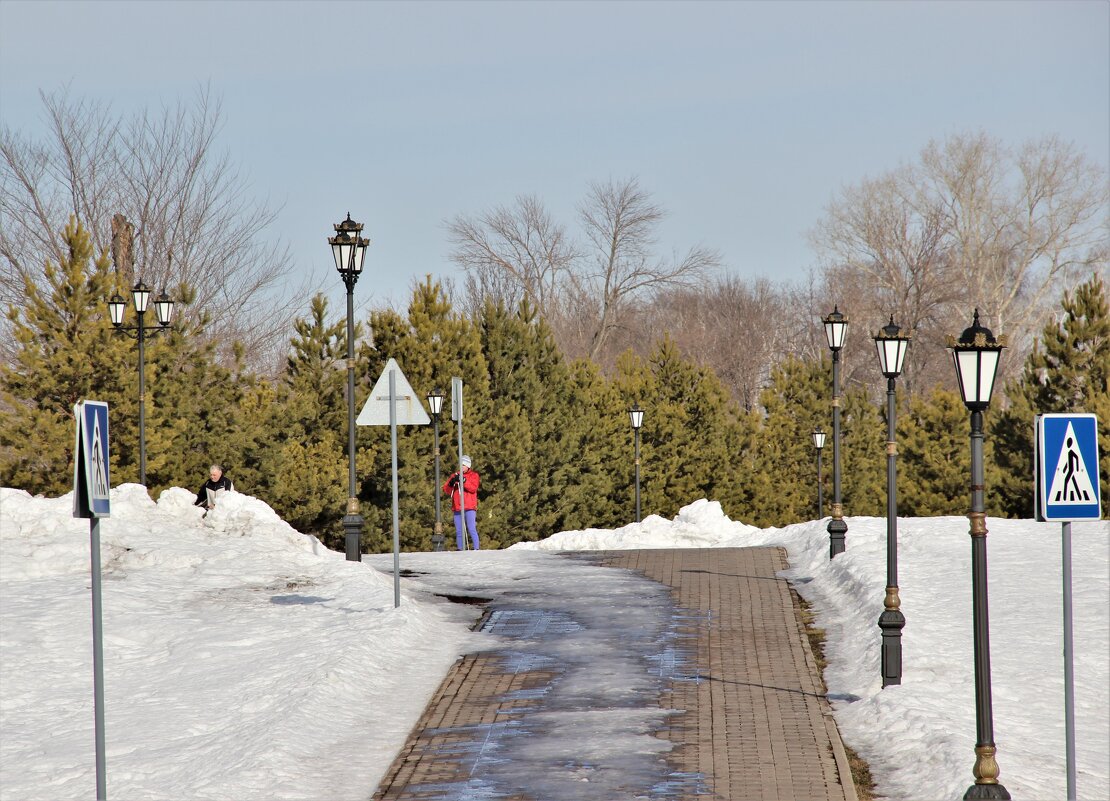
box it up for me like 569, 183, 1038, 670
2, 0, 1107, 313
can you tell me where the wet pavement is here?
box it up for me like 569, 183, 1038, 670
371, 548, 858, 801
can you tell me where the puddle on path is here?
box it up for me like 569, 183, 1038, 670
395, 599, 715, 800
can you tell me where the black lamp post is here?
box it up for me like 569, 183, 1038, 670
811, 428, 826, 519
822, 305, 849, 558
874, 315, 911, 688
329, 213, 369, 562
427, 389, 445, 552
948, 309, 1010, 800
629, 404, 645, 522
108, 280, 174, 486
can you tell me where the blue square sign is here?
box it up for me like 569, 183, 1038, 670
1037, 413, 1101, 522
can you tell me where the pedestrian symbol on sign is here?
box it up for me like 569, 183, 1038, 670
1047, 422, 1097, 505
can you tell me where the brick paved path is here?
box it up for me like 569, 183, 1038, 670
373, 548, 858, 801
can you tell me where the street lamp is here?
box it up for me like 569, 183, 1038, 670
948, 309, 1010, 800
427, 389, 445, 552
822, 305, 849, 558
811, 428, 826, 519
629, 404, 645, 522
108, 280, 174, 485
329, 213, 369, 562
874, 315, 911, 688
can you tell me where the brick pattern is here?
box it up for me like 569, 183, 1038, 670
373, 548, 858, 801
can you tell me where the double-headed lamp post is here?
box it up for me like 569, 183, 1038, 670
811, 428, 826, 519
874, 315, 911, 688
329, 213, 369, 562
629, 404, 645, 523
822, 306, 849, 558
948, 309, 1010, 801
108, 281, 175, 486
427, 390, 445, 552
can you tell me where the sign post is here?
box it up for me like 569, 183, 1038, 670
73, 400, 111, 801
1036, 413, 1102, 801
450, 377, 466, 550
357, 359, 430, 607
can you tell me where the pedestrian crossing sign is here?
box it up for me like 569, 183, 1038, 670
73, 400, 111, 518
1036, 413, 1101, 522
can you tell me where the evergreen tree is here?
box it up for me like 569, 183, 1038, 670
898, 386, 976, 516
992, 275, 1110, 517
838, 380, 886, 519
1, 219, 129, 492
751, 356, 829, 527
356, 278, 491, 553
260, 293, 351, 543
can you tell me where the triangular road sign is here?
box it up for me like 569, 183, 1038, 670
356, 358, 431, 426
1046, 421, 1098, 505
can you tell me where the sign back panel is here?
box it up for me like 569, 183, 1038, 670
73, 400, 111, 518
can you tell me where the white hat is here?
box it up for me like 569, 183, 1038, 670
461, 454, 472, 468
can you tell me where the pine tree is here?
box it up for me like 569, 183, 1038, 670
992, 275, 1110, 517
751, 356, 829, 527
897, 386, 975, 516
1, 219, 131, 492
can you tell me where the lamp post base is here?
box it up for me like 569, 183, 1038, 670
432, 520, 444, 552
964, 783, 1011, 800
878, 606, 905, 687
964, 744, 1010, 800
343, 513, 364, 562
827, 517, 847, 558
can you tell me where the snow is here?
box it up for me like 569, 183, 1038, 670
1, 487, 1107, 800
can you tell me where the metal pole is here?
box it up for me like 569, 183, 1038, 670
390, 369, 400, 607
432, 413, 443, 551
634, 427, 641, 523
89, 518, 107, 800
879, 376, 905, 687
342, 280, 363, 562
827, 351, 847, 557
816, 448, 823, 519
964, 408, 1009, 800
1062, 521, 1077, 801
456, 395, 465, 551
136, 310, 146, 486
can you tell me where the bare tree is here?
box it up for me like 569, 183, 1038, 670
919, 133, 1108, 348
1, 87, 310, 370
574, 178, 719, 361
648, 275, 793, 410
446, 194, 577, 318
810, 169, 962, 394
447, 177, 719, 364
810, 131, 1109, 392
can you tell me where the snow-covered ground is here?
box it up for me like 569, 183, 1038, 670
1, 485, 1107, 800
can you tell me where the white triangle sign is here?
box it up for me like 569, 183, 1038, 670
356, 358, 431, 426
1046, 421, 1098, 505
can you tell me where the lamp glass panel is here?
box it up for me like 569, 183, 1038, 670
825, 320, 847, 350
955, 350, 981, 404
108, 297, 125, 326
629, 409, 644, 428
155, 295, 174, 326
427, 394, 444, 415
892, 338, 908, 374
977, 350, 1000, 403
331, 241, 345, 273
351, 241, 366, 273
132, 284, 151, 313
812, 430, 826, 449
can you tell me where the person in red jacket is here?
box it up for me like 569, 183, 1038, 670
443, 454, 480, 550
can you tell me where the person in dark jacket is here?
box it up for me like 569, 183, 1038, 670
194, 464, 234, 509
442, 454, 480, 550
